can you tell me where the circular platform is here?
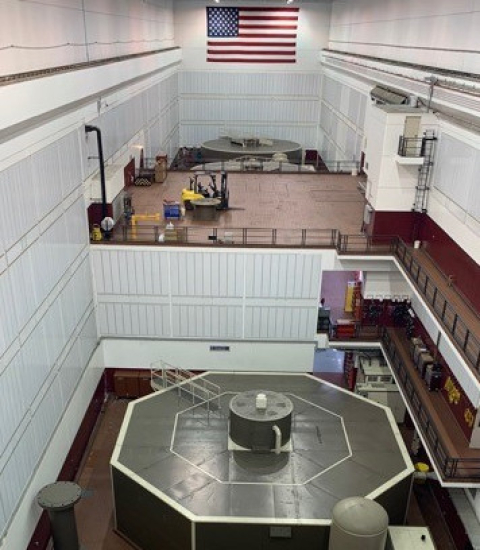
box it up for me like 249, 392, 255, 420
201, 138, 302, 163
111, 373, 413, 550
229, 390, 293, 450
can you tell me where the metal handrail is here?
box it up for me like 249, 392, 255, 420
381, 328, 480, 480
109, 224, 339, 248
169, 154, 360, 174
151, 360, 221, 415
394, 238, 480, 373
398, 136, 425, 158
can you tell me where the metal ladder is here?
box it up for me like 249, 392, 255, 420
413, 130, 437, 213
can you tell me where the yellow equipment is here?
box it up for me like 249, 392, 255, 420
131, 213, 161, 225
92, 224, 102, 241
130, 213, 161, 239
181, 188, 203, 207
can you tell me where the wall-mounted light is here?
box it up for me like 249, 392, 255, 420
286, 0, 294, 4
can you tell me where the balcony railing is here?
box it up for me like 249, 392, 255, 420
397, 136, 425, 158
169, 155, 360, 174
394, 239, 480, 372
381, 328, 480, 481
110, 224, 339, 248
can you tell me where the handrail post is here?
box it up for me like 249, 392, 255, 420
301, 229, 306, 247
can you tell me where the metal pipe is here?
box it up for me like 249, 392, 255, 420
85, 124, 107, 220
272, 425, 282, 455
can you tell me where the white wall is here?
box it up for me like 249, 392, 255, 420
102, 339, 315, 373
0, 34, 180, 548
91, 246, 323, 341
0, 121, 98, 544
0, 0, 175, 75
318, 68, 368, 163
364, 105, 438, 211
429, 120, 480, 266
329, 0, 480, 74
363, 271, 411, 300
174, 1, 330, 148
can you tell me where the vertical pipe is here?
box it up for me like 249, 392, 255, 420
85, 125, 107, 221
272, 425, 282, 455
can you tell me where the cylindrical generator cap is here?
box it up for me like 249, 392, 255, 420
331, 497, 388, 536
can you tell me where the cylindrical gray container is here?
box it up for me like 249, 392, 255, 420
37, 481, 82, 550
328, 497, 389, 550
229, 390, 293, 451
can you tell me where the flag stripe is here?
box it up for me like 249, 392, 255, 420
207, 58, 296, 63
237, 7, 299, 12
239, 24, 298, 30
206, 6, 299, 64
208, 41, 296, 47
208, 49, 295, 55
237, 33, 297, 39
241, 16, 299, 21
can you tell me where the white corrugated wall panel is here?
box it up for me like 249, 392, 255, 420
58, 131, 83, 199
0, 160, 36, 250
171, 305, 242, 339
93, 249, 322, 341
244, 306, 314, 340
245, 254, 320, 299
0, 269, 19, 356
58, 340, 83, 405
78, 311, 98, 367
98, 303, 170, 337
8, 249, 38, 331
434, 134, 473, 211
0, 351, 25, 455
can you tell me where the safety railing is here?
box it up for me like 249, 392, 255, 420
381, 328, 480, 480
336, 233, 399, 255
170, 154, 360, 174
394, 239, 480, 372
151, 360, 221, 418
397, 136, 425, 158
321, 160, 361, 174
335, 235, 480, 375
110, 224, 339, 248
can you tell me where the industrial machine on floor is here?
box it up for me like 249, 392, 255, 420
181, 170, 229, 210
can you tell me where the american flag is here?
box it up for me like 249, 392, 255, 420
207, 6, 299, 64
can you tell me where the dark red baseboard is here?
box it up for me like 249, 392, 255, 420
27, 375, 106, 550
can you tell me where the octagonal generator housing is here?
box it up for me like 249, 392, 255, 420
111, 372, 413, 550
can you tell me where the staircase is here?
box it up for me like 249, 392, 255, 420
150, 360, 222, 415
